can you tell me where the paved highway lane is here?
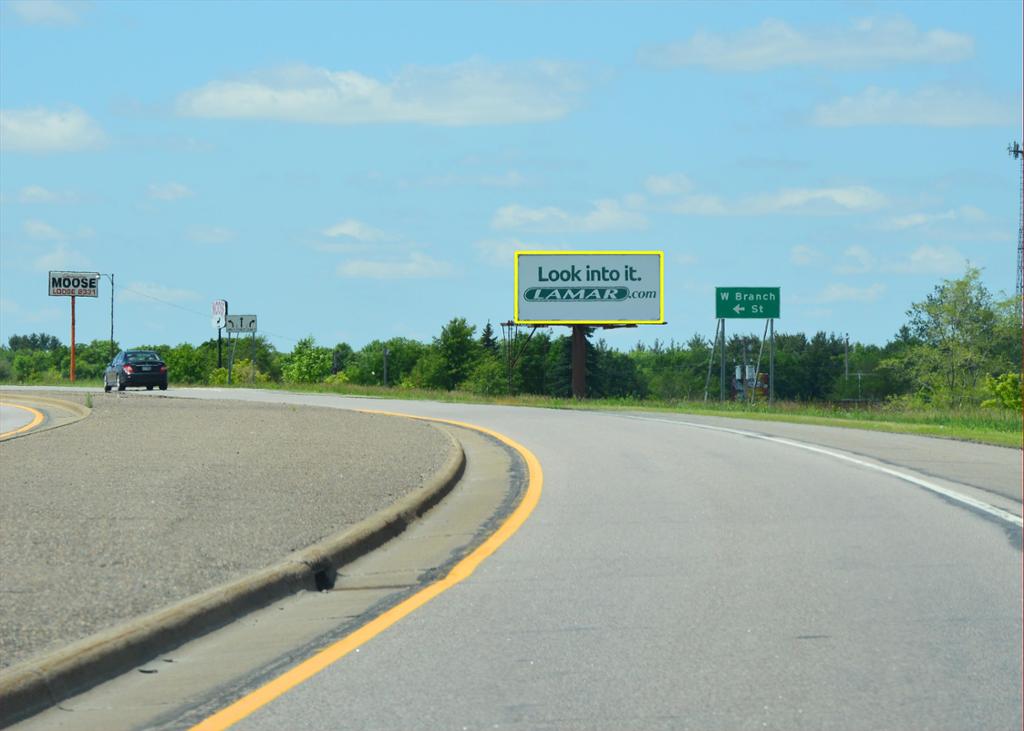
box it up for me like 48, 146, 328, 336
144, 389, 1021, 731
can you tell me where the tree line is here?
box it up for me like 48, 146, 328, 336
1, 268, 1020, 410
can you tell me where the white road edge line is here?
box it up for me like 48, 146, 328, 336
623, 415, 1023, 528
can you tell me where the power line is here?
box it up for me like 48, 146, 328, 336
117, 284, 300, 346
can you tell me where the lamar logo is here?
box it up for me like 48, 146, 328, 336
524, 287, 629, 302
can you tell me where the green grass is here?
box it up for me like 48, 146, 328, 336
4, 378, 1019, 448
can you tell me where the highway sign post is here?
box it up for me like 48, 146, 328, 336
224, 314, 257, 385
212, 300, 228, 369
513, 251, 665, 398
48, 271, 101, 382
707, 287, 780, 404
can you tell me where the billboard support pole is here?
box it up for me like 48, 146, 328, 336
769, 319, 775, 405
571, 325, 586, 399
70, 296, 77, 383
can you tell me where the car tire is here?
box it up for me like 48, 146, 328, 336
117, 375, 126, 391
146, 385, 154, 390
159, 384, 168, 391
104, 381, 112, 393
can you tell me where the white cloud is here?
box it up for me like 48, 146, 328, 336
148, 182, 194, 201
186, 226, 235, 245
7, 0, 81, 25
790, 245, 824, 266
0, 107, 104, 152
639, 17, 972, 71
883, 206, 987, 230
337, 252, 453, 279
32, 244, 92, 272
835, 245, 876, 274
323, 219, 387, 242
645, 174, 695, 196
23, 219, 65, 240
474, 239, 526, 267
119, 282, 202, 304
747, 185, 887, 214
667, 194, 729, 216
18, 185, 60, 203
492, 199, 646, 232
816, 283, 886, 303
177, 60, 582, 126
882, 245, 964, 275
813, 87, 1016, 127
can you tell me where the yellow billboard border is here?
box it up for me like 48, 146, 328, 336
513, 250, 665, 325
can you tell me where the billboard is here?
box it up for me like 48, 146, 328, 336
515, 251, 664, 325
49, 271, 100, 297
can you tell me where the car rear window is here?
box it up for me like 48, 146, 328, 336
126, 351, 160, 363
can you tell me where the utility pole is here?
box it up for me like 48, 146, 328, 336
844, 333, 849, 382
103, 272, 115, 362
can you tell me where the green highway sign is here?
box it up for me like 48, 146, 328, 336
716, 287, 780, 319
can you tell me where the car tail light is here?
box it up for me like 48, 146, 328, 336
160, 365, 167, 373
122, 365, 134, 374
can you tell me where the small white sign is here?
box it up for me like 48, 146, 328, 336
212, 299, 228, 328
225, 314, 257, 333
49, 271, 100, 298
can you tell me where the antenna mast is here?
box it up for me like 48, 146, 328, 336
1011, 141, 1023, 321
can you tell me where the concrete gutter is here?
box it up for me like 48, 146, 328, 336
0, 424, 465, 728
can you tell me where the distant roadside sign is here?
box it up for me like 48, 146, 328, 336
49, 271, 100, 297
225, 314, 257, 333
515, 250, 665, 325
212, 299, 228, 328
716, 287, 780, 319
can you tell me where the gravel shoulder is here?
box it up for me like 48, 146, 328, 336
0, 392, 452, 669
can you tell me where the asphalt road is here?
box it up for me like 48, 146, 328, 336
7, 387, 1022, 730
161, 389, 1022, 731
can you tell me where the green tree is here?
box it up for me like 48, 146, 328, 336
480, 321, 499, 355
464, 354, 506, 396
282, 337, 332, 384
434, 317, 479, 390
889, 267, 1016, 407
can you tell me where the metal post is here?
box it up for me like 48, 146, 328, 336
571, 325, 587, 399
382, 347, 389, 387
250, 331, 256, 384
769, 319, 775, 405
844, 333, 849, 382
703, 320, 721, 403
720, 319, 726, 402
217, 329, 223, 369
70, 296, 76, 382
227, 334, 235, 385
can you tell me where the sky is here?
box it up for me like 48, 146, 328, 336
1, 0, 1021, 354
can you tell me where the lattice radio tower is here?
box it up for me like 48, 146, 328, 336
1011, 141, 1023, 318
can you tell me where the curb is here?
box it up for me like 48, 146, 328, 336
0, 393, 91, 442
0, 424, 465, 728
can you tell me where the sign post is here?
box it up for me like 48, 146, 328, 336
515, 251, 665, 398
224, 315, 257, 385
48, 271, 100, 382
714, 287, 780, 403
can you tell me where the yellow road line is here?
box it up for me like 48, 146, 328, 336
0, 403, 45, 440
190, 412, 543, 731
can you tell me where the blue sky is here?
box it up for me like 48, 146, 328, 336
1, 0, 1021, 354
